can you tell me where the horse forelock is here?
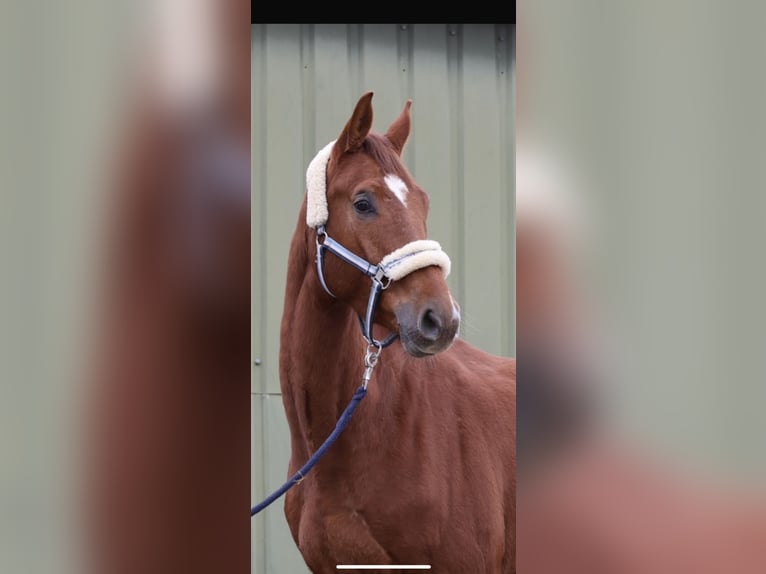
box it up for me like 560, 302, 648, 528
361, 133, 410, 180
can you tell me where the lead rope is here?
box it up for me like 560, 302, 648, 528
250, 343, 382, 516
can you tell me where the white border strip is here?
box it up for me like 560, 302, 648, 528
336, 566, 431, 570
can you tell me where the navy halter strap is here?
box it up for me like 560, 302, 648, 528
315, 225, 398, 348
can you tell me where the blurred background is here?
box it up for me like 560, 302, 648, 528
518, 1, 766, 572
1, 1, 250, 573
519, 1, 766, 481
2, 2, 766, 573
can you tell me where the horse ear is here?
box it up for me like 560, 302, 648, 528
334, 92, 374, 159
385, 99, 412, 156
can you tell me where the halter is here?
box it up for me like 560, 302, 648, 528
307, 140, 451, 348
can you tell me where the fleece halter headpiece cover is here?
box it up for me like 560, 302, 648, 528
306, 139, 452, 346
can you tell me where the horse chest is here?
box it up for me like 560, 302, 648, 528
296, 492, 488, 572
292, 459, 505, 571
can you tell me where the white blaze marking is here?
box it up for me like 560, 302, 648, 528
384, 174, 409, 206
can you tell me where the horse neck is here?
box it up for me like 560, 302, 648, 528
279, 219, 369, 450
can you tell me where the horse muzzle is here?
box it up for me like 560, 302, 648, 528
396, 300, 460, 357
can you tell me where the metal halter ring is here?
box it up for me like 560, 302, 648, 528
361, 341, 383, 389
373, 267, 392, 289
365, 342, 382, 367
315, 227, 328, 247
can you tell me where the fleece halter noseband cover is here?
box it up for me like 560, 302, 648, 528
306, 140, 452, 347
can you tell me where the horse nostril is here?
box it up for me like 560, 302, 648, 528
418, 308, 443, 341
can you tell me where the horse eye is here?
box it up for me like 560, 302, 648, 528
353, 196, 375, 215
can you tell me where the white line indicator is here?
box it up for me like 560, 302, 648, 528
336, 566, 431, 570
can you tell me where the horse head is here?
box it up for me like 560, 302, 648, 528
310, 92, 460, 357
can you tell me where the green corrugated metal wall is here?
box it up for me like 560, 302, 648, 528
251, 23, 515, 573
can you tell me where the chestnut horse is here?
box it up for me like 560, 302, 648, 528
279, 92, 516, 572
